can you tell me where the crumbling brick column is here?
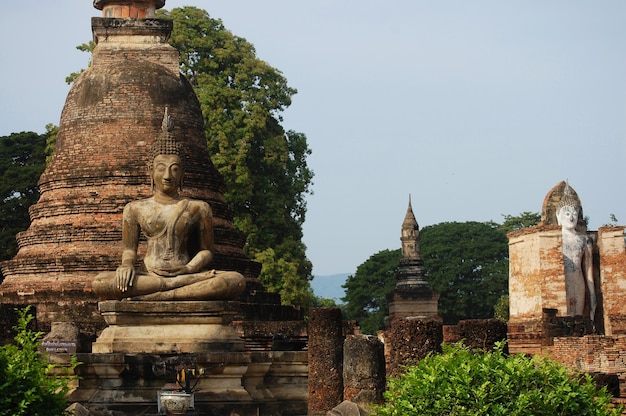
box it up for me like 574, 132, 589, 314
386, 318, 442, 377
308, 307, 344, 415
457, 319, 508, 351
343, 334, 385, 407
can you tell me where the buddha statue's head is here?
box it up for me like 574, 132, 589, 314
149, 108, 185, 192
557, 183, 581, 231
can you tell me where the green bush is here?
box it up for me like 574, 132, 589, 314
374, 342, 622, 416
0, 307, 78, 416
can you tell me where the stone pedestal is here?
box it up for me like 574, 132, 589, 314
387, 283, 440, 322
92, 301, 245, 354
65, 350, 308, 416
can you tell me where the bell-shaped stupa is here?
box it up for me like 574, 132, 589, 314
0, 0, 260, 334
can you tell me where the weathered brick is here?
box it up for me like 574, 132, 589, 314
0, 15, 260, 336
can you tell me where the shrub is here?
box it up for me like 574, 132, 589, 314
0, 307, 78, 416
373, 341, 622, 416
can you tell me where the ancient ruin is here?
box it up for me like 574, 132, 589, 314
0, 0, 262, 338
3, 0, 626, 414
508, 180, 626, 395
386, 196, 440, 322
0, 1, 309, 414
508, 181, 598, 352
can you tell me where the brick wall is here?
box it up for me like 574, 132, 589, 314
545, 335, 626, 397
598, 226, 626, 335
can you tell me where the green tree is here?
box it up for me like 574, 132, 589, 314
160, 7, 314, 307
374, 342, 621, 416
0, 132, 47, 265
312, 296, 344, 309
342, 221, 510, 332
66, 7, 315, 307
422, 221, 509, 324
159, 8, 314, 302
0, 307, 79, 416
342, 249, 401, 334
499, 211, 541, 234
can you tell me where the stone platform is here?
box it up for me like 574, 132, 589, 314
61, 350, 308, 416
63, 300, 310, 415
92, 300, 245, 354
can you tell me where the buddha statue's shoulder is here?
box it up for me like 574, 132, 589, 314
186, 198, 212, 216
122, 197, 169, 222
124, 197, 155, 211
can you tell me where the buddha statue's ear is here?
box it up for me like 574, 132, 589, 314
148, 165, 154, 192
178, 161, 185, 191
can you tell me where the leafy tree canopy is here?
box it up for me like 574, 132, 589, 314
499, 211, 541, 234
342, 249, 401, 334
63, 7, 315, 307
0, 132, 47, 264
423, 221, 509, 324
374, 342, 621, 416
160, 7, 314, 307
343, 217, 530, 332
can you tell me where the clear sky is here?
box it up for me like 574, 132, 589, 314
1, 1, 625, 277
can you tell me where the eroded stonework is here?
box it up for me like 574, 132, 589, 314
507, 181, 626, 353
0, 7, 260, 335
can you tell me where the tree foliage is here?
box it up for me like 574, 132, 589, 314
0, 307, 79, 416
160, 7, 315, 306
342, 249, 401, 334
374, 342, 621, 416
0, 132, 47, 264
422, 221, 509, 324
499, 211, 541, 234
343, 219, 515, 333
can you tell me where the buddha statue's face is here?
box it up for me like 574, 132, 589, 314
557, 205, 578, 231
151, 154, 183, 195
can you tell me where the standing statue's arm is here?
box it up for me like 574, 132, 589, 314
583, 237, 596, 320
116, 204, 140, 292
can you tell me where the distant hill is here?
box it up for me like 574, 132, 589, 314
311, 273, 350, 303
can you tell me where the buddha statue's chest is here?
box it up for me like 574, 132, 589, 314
137, 201, 192, 238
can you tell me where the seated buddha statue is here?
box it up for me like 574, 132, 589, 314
92, 111, 245, 301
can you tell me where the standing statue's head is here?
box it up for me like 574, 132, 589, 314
149, 108, 185, 193
557, 182, 581, 231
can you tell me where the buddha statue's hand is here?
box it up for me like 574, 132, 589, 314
116, 264, 136, 292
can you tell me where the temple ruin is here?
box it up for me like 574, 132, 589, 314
0, 1, 308, 414
2, 1, 626, 414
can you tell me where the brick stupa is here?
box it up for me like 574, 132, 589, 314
0, 0, 261, 336
386, 196, 440, 323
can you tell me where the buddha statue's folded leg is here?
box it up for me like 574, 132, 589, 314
92, 271, 120, 299
132, 271, 245, 301
92, 271, 168, 300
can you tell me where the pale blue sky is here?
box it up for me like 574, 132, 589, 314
1, 2, 625, 276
